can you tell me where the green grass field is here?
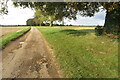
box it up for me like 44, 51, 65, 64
37, 26, 118, 78
0, 27, 31, 49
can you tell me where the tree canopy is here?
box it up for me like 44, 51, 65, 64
0, 0, 8, 15
1, 1, 120, 34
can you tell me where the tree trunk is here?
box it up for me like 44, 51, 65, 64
103, 8, 119, 34
103, 10, 110, 33
39, 22, 41, 26
62, 21, 64, 26
50, 21, 53, 27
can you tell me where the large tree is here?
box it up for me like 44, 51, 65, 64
34, 2, 76, 26
26, 17, 42, 26
100, 2, 120, 34
2, 1, 120, 34
67, 2, 120, 34
35, 8, 56, 26
35, 9, 48, 26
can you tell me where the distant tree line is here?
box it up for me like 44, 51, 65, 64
26, 18, 70, 26
26, 17, 45, 26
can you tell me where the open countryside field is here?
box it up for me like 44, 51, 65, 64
42, 26, 95, 30
37, 26, 118, 78
1, 1, 119, 79
1, 26, 118, 78
0, 27, 28, 38
0, 27, 30, 49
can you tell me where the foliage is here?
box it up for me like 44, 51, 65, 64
95, 25, 104, 36
35, 9, 48, 25
26, 17, 42, 26
26, 18, 36, 26
103, 2, 120, 34
100, 2, 120, 12
0, 0, 8, 15
34, 3, 67, 26
1, 2, 120, 33
37, 27, 118, 78
13, 2, 120, 32
13, 2, 101, 19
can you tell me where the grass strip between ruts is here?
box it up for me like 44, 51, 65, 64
0, 27, 31, 49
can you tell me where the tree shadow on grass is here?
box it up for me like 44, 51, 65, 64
59, 29, 90, 36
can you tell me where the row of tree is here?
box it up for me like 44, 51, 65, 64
26, 17, 49, 26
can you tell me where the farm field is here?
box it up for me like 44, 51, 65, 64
41, 26, 95, 30
0, 27, 26, 38
0, 27, 25, 38
0, 26, 118, 78
0, 1, 119, 79
0, 27, 30, 49
37, 26, 118, 78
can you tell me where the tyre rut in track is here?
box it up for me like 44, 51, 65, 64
2, 27, 61, 78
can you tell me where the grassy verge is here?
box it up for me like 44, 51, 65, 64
37, 27, 118, 78
0, 27, 31, 49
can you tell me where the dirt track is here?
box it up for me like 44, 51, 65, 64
2, 27, 61, 78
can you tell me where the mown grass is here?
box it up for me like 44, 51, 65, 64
0, 27, 31, 49
37, 27, 118, 78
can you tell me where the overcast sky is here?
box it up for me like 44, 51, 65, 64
0, 0, 106, 26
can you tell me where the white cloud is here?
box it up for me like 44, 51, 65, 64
64, 10, 106, 26
0, 0, 35, 25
